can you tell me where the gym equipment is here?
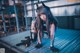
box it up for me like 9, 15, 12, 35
16, 36, 31, 47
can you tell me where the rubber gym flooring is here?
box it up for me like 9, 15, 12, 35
0, 28, 80, 53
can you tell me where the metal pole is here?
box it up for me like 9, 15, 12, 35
13, 0, 19, 33
31, 0, 35, 20
1, 11, 7, 33
23, 0, 28, 30
1, 0, 7, 34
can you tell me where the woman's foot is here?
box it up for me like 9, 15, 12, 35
49, 46, 59, 52
31, 39, 36, 42
50, 46, 55, 51
35, 43, 43, 49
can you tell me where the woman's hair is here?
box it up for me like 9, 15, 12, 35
36, 3, 58, 36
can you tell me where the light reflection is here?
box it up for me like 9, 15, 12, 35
11, 14, 16, 17
67, 6, 75, 16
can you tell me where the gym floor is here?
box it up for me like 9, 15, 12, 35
0, 28, 80, 53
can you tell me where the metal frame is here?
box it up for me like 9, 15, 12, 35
13, 0, 19, 33
23, 0, 28, 30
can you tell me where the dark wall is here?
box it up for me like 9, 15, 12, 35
56, 15, 80, 30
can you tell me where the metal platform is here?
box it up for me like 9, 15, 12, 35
0, 28, 80, 53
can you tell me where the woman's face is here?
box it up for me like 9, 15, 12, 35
40, 14, 46, 21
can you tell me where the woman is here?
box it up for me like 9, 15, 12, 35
31, 2, 58, 51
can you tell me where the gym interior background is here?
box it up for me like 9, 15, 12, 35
0, 0, 80, 53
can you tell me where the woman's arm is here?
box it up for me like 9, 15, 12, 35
50, 23, 55, 39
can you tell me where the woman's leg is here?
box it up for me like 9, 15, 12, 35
30, 20, 37, 42
34, 32, 37, 41
30, 32, 37, 42
50, 24, 55, 47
